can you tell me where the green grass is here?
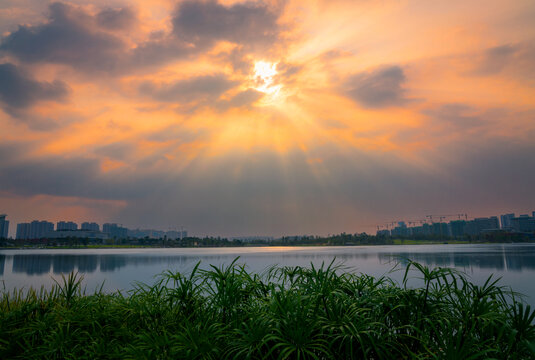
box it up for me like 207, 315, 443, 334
391, 239, 468, 245
1, 259, 534, 359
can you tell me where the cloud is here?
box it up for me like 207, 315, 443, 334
96, 6, 136, 30
470, 43, 535, 83
94, 142, 135, 161
146, 126, 207, 143
217, 88, 264, 110
0, 62, 69, 115
344, 65, 408, 108
216, 47, 255, 74
472, 44, 517, 75
0, 1, 285, 75
172, 0, 281, 48
430, 137, 535, 211
0, 2, 126, 72
394, 103, 513, 147
423, 103, 490, 130
129, 37, 192, 69
0, 153, 103, 199
140, 74, 238, 104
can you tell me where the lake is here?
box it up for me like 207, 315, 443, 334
1, 243, 535, 307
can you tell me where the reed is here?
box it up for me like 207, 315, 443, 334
1, 259, 534, 359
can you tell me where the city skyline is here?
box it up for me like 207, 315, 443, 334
2, 209, 534, 239
1, 1, 534, 237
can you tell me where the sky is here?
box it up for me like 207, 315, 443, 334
0, 0, 534, 237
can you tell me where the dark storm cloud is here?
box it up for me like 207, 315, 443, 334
172, 0, 280, 47
344, 65, 408, 108
140, 74, 238, 103
96, 7, 136, 30
0, 63, 69, 115
0, 2, 125, 72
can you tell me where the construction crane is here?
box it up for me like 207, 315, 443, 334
407, 219, 427, 227
426, 214, 468, 223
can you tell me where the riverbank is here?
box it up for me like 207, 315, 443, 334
2, 238, 533, 250
1, 261, 534, 359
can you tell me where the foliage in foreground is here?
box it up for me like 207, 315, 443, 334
1, 260, 535, 359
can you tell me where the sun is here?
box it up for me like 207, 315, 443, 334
253, 61, 282, 96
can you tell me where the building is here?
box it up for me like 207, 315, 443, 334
391, 222, 409, 237
81, 222, 100, 231
431, 222, 448, 237
376, 229, 390, 236
511, 215, 535, 233
0, 214, 9, 238
29, 220, 54, 239
102, 223, 128, 239
465, 217, 499, 235
57, 221, 78, 231
409, 223, 432, 236
448, 220, 466, 238
16, 223, 31, 239
500, 213, 515, 230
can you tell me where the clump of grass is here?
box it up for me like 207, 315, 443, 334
1, 259, 534, 359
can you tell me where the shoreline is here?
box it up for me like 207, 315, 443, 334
2, 239, 535, 250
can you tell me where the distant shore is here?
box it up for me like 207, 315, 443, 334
2, 238, 535, 250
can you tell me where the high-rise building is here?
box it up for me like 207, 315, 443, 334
431, 222, 448, 237
464, 217, 499, 235
500, 213, 515, 229
448, 220, 466, 238
376, 229, 390, 236
16, 223, 31, 239
391, 222, 409, 236
511, 215, 535, 233
0, 214, 9, 238
57, 221, 78, 231
29, 220, 54, 239
81, 222, 100, 231
102, 223, 128, 239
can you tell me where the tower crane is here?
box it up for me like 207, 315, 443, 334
426, 214, 468, 223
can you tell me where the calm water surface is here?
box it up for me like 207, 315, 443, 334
1, 244, 535, 306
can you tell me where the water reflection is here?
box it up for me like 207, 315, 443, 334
0, 254, 4, 276
4, 245, 535, 276
13, 255, 52, 275
379, 249, 535, 271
